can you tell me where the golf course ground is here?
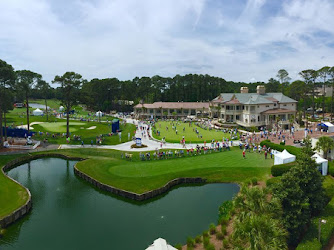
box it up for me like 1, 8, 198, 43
152, 121, 238, 143
0, 147, 272, 220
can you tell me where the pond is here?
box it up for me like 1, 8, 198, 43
0, 158, 239, 250
29, 103, 50, 109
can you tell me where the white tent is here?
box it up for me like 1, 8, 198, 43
312, 153, 328, 176
274, 149, 296, 165
96, 111, 103, 117
32, 108, 43, 116
146, 238, 177, 250
59, 106, 64, 111
323, 122, 334, 133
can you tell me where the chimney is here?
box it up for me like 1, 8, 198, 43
240, 87, 249, 93
256, 85, 265, 95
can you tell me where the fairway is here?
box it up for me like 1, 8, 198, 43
37, 122, 90, 133
76, 148, 273, 193
152, 121, 237, 143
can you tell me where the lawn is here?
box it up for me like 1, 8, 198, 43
0, 147, 273, 220
5, 108, 136, 145
76, 147, 273, 193
152, 121, 238, 143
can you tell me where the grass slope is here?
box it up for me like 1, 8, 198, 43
0, 154, 29, 220
152, 121, 236, 143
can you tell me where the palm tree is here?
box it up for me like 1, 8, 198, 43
36, 80, 51, 121
329, 67, 334, 121
315, 136, 334, 159
232, 186, 288, 250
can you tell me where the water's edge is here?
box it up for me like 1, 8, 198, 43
0, 154, 83, 228
1, 153, 206, 228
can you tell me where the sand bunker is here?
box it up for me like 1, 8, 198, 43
87, 126, 97, 130
16, 122, 45, 131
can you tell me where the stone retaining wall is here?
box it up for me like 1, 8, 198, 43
74, 165, 206, 201
0, 153, 84, 228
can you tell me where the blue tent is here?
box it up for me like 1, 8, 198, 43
2, 127, 34, 138
111, 119, 120, 133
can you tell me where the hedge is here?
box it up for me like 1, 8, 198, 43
260, 140, 301, 158
266, 177, 282, 187
271, 162, 296, 177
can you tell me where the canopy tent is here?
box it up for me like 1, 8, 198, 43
32, 108, 43, 116
312, 153, 328, 176
146, 238, 177, 250
59, 106, 64, 111
274, 149, 296, 165
96, 111, 103, 117
317, 122, 334, 133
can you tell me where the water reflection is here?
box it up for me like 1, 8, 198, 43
1, 158, 239, 250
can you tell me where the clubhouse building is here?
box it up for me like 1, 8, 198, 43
134, 86, 297, 129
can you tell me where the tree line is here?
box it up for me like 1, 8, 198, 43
1, 57, 334, 146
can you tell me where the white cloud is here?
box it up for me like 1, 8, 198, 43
0, 0, 333, 85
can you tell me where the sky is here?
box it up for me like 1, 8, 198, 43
1, 0, 334, 84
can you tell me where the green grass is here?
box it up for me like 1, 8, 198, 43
152, 121, 237, 143
0, 147, 272, 225
0, 154, 29, 220
76, 147, 273, 193
5, 107, 136, 145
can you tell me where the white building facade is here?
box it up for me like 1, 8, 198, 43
210, 86, 297, 129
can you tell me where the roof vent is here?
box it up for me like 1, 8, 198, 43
241, 87, 249, 93
257, 85, 265, 95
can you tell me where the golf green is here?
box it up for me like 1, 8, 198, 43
152, 121, 237, 143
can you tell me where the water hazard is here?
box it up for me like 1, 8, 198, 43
0, 158, 239, 250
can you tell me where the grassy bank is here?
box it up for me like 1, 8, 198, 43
0, 154, 29, 220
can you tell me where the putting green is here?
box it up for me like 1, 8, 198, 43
37, 122, 88, 133
152, 121, 237, 143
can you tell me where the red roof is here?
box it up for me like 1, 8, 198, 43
134, 102, 210, 109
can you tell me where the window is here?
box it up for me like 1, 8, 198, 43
170, 109, 174, 113
266, 105, 269, 107
177, 109, 182, 114
246, 106, 249, 111
292, 104, 294, 106
258, 116, 260, 122
257, 105, 259, 108
236, 115, 240, 120
149, 109, 153, 114
250, 106, 255, 111
191, 109, 196, 115
222, 105, 225, 108
283, 104, 287, 107
242, 105, 245, 110
184, 109, 189, 114
274, 104, 277, 107
236, 106, 240, 110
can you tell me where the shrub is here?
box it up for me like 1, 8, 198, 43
205, 243, 215, 250
271, 162, 296, 176
130, 143, 147, 148
187, 237, 195, 248
251, 177, 258, 186
209, 223, 216, 234
260, 140, 301, 158
221, 225, 227, 235
222, 238, 229, 248
203, 236, 210, 247
218, 200, 233, 221
174, 244, 182, 250
280, 141, 285, 145
266, 177, 281, 188
216, 232, 224, 240
219, 217, 228, 226
202, 230, 209, 238
195, 235, 202, 243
